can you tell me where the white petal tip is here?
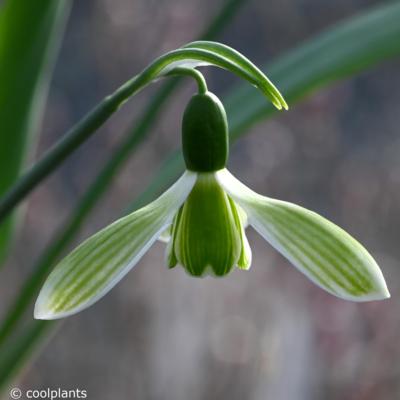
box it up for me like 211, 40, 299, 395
34, 304, 77, 320
370, 286, 391, 301
34, 302, 55, 320
34, 297, 75, 320
34, 308, 53, 320
357, 291, 391, 302
364, 275, 391, 301
338, 284, 391, 302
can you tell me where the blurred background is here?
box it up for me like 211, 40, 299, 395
1, 0, 400, 399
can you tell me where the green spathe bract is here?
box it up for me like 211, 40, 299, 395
182, 92, 228, 172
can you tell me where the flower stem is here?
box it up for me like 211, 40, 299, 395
166, 68, 208, 94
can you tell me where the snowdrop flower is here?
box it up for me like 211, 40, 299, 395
35, 91, 389, 320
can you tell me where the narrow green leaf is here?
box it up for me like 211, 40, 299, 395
0, 0, 69, 263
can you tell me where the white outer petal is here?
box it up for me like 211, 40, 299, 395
35, 171, 197, 320
216, 168, 390, 302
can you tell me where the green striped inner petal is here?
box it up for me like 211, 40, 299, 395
34, 171, 197, 320
173, 173, 242, 277
216, 168, 390, 301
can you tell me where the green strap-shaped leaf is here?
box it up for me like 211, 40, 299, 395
0, 0, 69, 263
183, 41, 288, 110
34, 171, 197, 319
217, 169, 389, 301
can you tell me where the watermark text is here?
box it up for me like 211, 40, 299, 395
10, 387, 87, 399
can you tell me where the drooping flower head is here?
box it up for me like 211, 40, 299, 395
166, 92, 251, 277
35, 46, 389, 320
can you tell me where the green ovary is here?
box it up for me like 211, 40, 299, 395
168, 173, 248, 277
